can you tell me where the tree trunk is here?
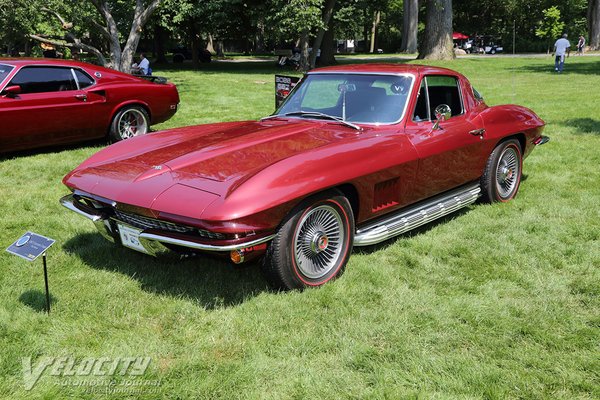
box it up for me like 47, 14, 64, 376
207, 34, 216, 54
216, 40, 224, 57
189, 20, 200, 68
154, 24, 167, 63
589, 0, 600, 50
400, 0, 419, 53
417, 0, 454, 60
299, 30, 310, 71
309, 0, 336, 69
119, 0, 161, 72
318, 16, 336, 66
370, 10, 381, 53
255, 20, 266, 53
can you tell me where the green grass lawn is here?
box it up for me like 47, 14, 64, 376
1, 56, 599, 399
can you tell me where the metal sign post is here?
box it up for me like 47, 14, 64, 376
6, 232, 55, 314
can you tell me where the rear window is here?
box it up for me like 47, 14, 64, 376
0, 64, 14, 84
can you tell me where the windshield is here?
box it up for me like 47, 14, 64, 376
0, 64, 14, 85
276, 73, 414, 124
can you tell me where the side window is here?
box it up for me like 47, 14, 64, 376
412, 79, 430, 121
9, 67, 77, 94
425, 75, 463, 117
73, 69, 94, 89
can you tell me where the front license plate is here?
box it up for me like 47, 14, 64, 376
118, 224, 149, 254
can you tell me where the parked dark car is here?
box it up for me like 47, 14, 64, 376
171, 46, 212, 63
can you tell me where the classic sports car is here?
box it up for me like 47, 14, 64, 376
0, 58, 179, 153
60, 64, 548, 290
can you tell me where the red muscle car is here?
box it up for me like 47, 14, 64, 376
60, 64, 548, 290
0, 58, 179, 153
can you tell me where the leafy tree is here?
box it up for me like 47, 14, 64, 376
536, 6, 565, 51
28, 0, 161, 72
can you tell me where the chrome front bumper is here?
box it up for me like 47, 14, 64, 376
60, 194, 274, 256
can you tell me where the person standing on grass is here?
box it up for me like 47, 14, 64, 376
577, 35, 585, 55
553, 34, 571, 73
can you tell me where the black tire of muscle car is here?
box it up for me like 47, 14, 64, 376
262, 190, 355, 290
109, 105, 150, 142
481, 139, 523, 203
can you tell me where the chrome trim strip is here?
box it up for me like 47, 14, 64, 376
60, 194, 105, 222
73, 189, 117, 207
61, 193, 275, 253
138, 232, 275, 253
354, 183, 481, 246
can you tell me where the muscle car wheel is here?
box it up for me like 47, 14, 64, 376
262, 191, 354, 290
481, 139, 523, 202
110, 106, 149, 141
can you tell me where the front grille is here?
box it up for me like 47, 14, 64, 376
113, 210, 225, 239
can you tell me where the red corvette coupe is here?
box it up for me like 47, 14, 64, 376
61, 64, 548, 290
0, 59, 179, 153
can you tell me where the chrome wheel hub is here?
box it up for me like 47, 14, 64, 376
310, 231, 329, 253
118, 109, 147, 139
294, 205, 344, 279
496, 147, 520, 198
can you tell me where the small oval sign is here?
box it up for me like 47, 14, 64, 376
16, 234, 31, 247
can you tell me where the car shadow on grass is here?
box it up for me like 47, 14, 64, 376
353, 207, 472, 254
63, 233, 271, 310
561, 118, 600, 135
0, 138, 108, 162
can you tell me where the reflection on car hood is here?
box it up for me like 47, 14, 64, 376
67, 119, 355, 204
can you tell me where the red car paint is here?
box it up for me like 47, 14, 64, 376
62, 64, 545, 254
0, 58, 179, 153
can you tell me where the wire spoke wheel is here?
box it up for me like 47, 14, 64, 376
495, 147, 520, 198
117, 108, 148, 139
293, 205, 345, 280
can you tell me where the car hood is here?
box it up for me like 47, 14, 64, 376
65, 119, 356, 208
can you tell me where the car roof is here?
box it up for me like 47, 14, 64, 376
0, 58, 106, 71
309, 63, 462, 77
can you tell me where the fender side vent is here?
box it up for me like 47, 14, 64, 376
372, 178, 400, 212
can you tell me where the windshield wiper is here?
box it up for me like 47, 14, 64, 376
265, 111, 361, 130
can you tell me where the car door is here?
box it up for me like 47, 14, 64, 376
404, 74, 488, 202
0, 66, 93, 151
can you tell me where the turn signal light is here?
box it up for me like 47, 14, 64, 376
230, 250, 244, 264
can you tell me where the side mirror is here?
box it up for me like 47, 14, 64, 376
2, 85, 21, 97
432, 104, 451, 130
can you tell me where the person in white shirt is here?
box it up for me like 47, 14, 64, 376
132, 53, 151, 75
553, 34, 570, 73
138, 53, 150, 75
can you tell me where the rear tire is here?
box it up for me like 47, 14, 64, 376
109, 106, 149, 142
261, 191, 354, 290
481, 139, 523, 203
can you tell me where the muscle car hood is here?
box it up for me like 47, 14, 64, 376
64, 119, 356, 206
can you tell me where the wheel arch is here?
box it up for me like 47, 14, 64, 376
495, 132, 526, 154
332, 183, 360, 224
110, 101, 152, 126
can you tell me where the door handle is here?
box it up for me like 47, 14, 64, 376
469, 128, 485, 138
74, 94, 87, 102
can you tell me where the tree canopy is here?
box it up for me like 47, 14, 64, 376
1, 0, 595, 69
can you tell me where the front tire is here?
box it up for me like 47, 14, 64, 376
262, 191, 354, 290
481, 139, 523, 202
110, 106, 149, 141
